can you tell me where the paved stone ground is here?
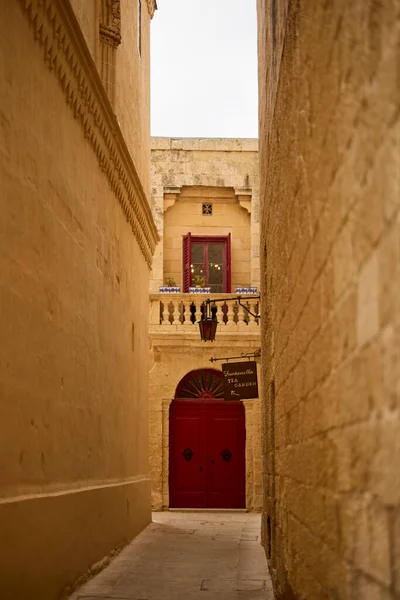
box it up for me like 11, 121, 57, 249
69, 511, 274, 600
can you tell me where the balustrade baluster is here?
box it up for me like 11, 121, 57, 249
210, 302, 222, 333
159, 300, 169, 326
183, 298, 194, 330
225, 299, 236, 329
171, 299, 181, 326
161, 298, 173, 326
247, 300, 259, 330
238, 301, 249, 331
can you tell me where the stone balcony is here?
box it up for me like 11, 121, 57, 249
149, 293, 260, 339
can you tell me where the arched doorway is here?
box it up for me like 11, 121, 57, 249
169, 369, 245, 509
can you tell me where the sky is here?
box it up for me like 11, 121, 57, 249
150, 0, 258, 139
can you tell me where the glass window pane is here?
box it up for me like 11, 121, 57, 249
208, 243, 223, 293
191, 243, 205, 287
191, 243, 204, 264
208, 244, 223, 264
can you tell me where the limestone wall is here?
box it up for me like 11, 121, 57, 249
149, 138, 262, 512
69, 0, 98, 59
115, 0, 152, 199
148, 332, 262, 511
163, 186, 251, 290
150, 138, 260, 291
0, 2, 157, 598
68, 0, 154, 198
258, 1, 400, 598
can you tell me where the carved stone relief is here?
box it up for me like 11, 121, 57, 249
99, 0, 121, 48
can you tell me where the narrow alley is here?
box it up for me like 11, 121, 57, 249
2, 1, 400, 599
69, 512, 273, 600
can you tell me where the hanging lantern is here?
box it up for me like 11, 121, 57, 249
198, 300, 218, 342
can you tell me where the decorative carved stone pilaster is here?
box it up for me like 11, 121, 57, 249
99, 0, 121, 47
18, 0, 158, 266
98, 1, 121, 104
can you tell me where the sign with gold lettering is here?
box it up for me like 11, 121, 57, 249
221, 361, 259, 401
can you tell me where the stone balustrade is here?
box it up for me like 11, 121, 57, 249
149, 293, 260, 332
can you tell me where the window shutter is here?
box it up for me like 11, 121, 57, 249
227, 233, 231, 293
182, 232, 192, 292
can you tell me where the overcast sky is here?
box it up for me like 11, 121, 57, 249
150, 0, 258, 139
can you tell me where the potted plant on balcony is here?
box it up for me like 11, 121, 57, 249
192, 274, 205, 288
159, 276, 180, 293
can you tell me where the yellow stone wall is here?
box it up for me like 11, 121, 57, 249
258, 0, 400, 598
68, 0, 153, 198
150, 138, 260, 291
148, 331, 262, 511
0, 2, 157, 599
149, 138, 262, 512
69, 0, 98, 58
163, 186, 251, 290
115, 0, 152, 199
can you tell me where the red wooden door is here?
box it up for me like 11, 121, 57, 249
169, 400, 245, 509
169, 400, 207, 508
206, 403, 245, 508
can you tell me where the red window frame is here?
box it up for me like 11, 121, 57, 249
182, 233, 231, 293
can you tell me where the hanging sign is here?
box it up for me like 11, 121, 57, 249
221, 361, 259, 401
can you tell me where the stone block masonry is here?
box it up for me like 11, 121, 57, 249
257, 0, 400, 598
0, 1, 157, 598
150, 137, 260, 292
148, 138, 262, 513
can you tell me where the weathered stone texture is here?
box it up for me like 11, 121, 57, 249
150, 138, 260, 291
69, 0, 152, 198
148, 139, 262, 512
0, 2, 156, 598
115, 0, 152, 198
148, 334, 262, 511
258, 0, 400, 598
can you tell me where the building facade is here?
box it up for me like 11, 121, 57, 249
0, 1, 157, 598
149, 138, 263, 512
258, 1, 400, 598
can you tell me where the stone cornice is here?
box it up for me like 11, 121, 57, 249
19, 0, 159, 267
145, 0, 157, 19
148, 331, 261, 346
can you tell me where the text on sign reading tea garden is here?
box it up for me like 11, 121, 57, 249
221, 361, 259, 400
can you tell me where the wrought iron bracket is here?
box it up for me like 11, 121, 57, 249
237, 295, 260, 320
204, 295, 261, 320
209, 350, 261, 363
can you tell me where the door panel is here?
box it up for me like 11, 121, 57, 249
207, 406, 246, 508
169, 402, 207, 508
169, 400, 245, 509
